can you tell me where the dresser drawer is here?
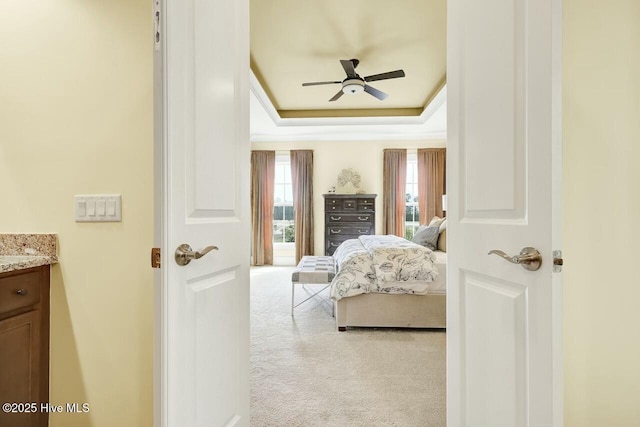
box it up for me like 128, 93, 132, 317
326, 213, 373, 224
327, 224, 373, 236
325, 198, 340, 208
0, 269, 42, 316
357, 199, 375, 211
324, 198, 359, 211
326, 245, 340, 256
342, 199, 357, 211
325, 235, 356, 253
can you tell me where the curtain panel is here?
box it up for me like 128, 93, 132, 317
250, 151, 275, 266
418, 148, 446, 224
290, 150, 314, 264
383, 149, 407, 237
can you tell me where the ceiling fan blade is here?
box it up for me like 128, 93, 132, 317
364, 84, 388, 101
329, 90, 344, 102
363, 70, 406, 82
340, 59, 357, 77
302, 81, 342, 86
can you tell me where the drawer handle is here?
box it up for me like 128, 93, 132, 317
358, 229, 368, 233
362, 206, 369, 210
358, 216, 369, 221
330, 242, 340, 247
330, 229, 342, 234
330, 216, 342, 221
16, 289, 28, 296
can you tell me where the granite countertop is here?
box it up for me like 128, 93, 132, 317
0, 234, 58, 274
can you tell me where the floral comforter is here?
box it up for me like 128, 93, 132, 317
329, 235, 439, 301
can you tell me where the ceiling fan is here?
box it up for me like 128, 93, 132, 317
301, 58, 406, 102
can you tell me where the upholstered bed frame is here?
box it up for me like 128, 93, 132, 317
335, 292, 446, 331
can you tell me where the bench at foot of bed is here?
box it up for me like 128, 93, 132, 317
291, 255, 335, 316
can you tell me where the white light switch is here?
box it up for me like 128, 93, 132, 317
77, 201, 86, 217
96, 200, 106, 216
75, 195, 122, 222
107, 200, 116, 216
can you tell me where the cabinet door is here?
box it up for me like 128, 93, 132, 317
0, 310, 42, 427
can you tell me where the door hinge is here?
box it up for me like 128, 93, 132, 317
154, 0, 161, 51
553, 250, 563, 273
151, 247, 161, 268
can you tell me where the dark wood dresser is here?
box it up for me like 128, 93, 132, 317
0, 265, 50, 427
324, 194, 377, 255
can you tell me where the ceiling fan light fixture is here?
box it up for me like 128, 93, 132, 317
342, 79, 365, 95
301, 59, 404, 101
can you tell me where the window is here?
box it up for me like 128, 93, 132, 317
405, 151, 420, 240
273, 154, 294, 244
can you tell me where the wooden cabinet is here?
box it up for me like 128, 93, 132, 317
0, 266, 50, 427
324, 194, 377, 255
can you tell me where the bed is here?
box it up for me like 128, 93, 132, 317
330, 235, 446, 331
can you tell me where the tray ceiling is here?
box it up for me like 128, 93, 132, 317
250, 0, 446, 118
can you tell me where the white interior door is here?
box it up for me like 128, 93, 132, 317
155, 0, 250, 426
447, 0, 563, 426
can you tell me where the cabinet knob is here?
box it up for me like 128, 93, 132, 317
16, 289, 28, 296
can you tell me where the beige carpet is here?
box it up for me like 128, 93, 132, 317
250, 266, 446, 427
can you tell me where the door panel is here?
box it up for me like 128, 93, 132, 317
158, 0, 250, 425
463, 271, 527, 427
448, 0, 561, 425
189, 268, 241, 426
190, 0, 238, 215
462, 0, 526, 219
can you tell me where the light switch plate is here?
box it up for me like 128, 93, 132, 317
75, 194, 122, 222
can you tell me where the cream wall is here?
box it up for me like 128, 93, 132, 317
251, 139, 446, 256
0, 1, 153, 427
563, 0, 640, 426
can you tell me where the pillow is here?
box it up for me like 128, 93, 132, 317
438, 218, 447, 233
411, 225, 440, 250
415, 224, 428, 235
429, 216, 445, 228
437, 228, 447, 252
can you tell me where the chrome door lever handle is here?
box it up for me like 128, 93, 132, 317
175, 244, 218, 266
488, 247, 542, 271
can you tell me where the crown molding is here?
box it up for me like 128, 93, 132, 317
249, 69, 447, 141
249, 131, 447, 143
250, 70, 282, 125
